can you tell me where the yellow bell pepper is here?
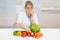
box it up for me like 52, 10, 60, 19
16, 31, 22, 36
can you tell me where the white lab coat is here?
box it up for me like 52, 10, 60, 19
16, 11, 38, 28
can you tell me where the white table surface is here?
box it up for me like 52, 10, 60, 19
0, 28, 60, 40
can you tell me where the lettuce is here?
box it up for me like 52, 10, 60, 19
29, 24, 41, 33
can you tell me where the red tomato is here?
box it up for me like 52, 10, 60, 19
27, 32, 31, 37
21, 31, 27, 37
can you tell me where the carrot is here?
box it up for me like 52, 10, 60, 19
34, 32, 43, 39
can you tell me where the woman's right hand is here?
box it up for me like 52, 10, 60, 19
18, 23, 31, 32
25, 27, 31, 32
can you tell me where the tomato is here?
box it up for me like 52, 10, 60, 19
27, 32, 31, 37
21, 31, 27, 37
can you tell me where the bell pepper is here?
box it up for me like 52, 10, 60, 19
16, 31, 22, 36
13, 31, 18, 36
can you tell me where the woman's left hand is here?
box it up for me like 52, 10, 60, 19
30, 10, 34, 16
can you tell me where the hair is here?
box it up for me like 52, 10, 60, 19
25, 1, 33, 8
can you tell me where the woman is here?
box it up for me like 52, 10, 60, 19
16, 1, 38, 32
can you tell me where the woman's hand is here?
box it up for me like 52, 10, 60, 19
30, 10, 34, 16
30, 10, 36, 24
18, 23, 31, 32
25, 27, 31, 32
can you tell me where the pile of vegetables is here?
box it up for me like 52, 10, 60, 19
13, 31, 43, 39
13, 24, 43, 39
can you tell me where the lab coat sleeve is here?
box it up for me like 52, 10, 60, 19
16, 13, 22, 24
34, 14, 39, 25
